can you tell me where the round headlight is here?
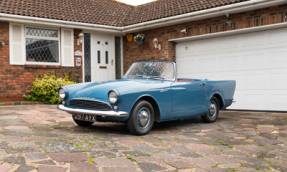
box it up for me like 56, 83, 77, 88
109, 91, 118, 104
59, 88, 66, 99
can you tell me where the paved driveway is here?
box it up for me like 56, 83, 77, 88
0, 105, 287, 172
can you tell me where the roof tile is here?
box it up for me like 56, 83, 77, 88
0, 0, 249, 27
0, 0, 133, 26
124, 0, 248, 26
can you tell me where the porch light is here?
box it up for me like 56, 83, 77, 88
153, 38, 161, 51
77, 33, 84, 45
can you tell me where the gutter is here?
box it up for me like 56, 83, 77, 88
0, 0, 286, 33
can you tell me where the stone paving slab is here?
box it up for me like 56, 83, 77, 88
48, 153, 89, 162
0, 105, 287, 171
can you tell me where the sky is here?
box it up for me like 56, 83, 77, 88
116, 0, 157, 6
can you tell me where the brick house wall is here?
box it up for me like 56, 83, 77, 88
0, 21, 83, 101
123, 4, 287, 73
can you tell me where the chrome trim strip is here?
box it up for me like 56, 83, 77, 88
69, 98, 113, 109
58, 105, 128, 117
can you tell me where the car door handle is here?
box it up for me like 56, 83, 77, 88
199, 82, 206, 86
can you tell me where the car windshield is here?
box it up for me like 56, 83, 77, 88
123, 61, 174, 80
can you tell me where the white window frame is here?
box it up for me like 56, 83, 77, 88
24, 26, 61, 66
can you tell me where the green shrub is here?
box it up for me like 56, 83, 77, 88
23, 73, 76, 104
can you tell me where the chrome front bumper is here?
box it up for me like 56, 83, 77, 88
58, 105, 128, 117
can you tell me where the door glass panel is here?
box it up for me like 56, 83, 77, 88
105, 51, 108, 64
84, 33, 91, 82
97, 51, 100, 64
115, 36, 121, 79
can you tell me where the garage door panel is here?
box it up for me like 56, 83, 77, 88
242, 93, 265, 106
177, 42, 197, 55
218, 55, 238, 70
268, 72, 287, 86
176, 27, 287, 111
218, 35, 239, 51
270, 94, 287, 106
230, 92, 268, 110
218, 74, 240, 81
242, 73, 264, 87
197, 39, 217, 53
198, 56, 216, 68
268, 28, 287, 45
267, 51, 287, 68
241, 53, 265, 70
242, 32, 265, 48
177, 73, 216, 79
177, 60, 198, 74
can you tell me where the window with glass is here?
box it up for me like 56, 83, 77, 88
25, 27, 60, 63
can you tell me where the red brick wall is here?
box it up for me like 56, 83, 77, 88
123, 4, 287, 73
0, 22, 83, 101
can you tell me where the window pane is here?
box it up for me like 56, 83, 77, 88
97, 51, 101, 64
105, 51, 108, 64
26, 38, 59, 63
26, 27, 58, 38
84, 33, 91, 82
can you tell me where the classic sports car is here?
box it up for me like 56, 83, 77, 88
58, 60, 236, 135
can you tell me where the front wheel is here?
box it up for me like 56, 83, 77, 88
201, 97, 220, 123
127, 100, 154, 135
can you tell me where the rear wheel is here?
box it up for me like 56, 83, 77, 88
201, 97, 219, 123
73, 118, 94, 127
127, 100, 154, 135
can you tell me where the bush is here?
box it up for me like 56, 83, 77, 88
23, 73, 76, 104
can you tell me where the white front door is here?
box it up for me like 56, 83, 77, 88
176, 27, 287, 111
91, 35, 115, 82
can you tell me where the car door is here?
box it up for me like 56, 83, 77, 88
171, 81, 206, 112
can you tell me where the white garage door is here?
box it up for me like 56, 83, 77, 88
176, 27, 287, 111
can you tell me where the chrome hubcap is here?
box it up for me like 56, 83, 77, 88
138, 108, 150, 129
209, 101, 217, 118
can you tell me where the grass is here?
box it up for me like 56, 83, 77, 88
153, 151, 161, 153
125, 156, 136, 162
201, 140, 212, 146
74, 144, 82, 148
57, 135, 67, 137
88, 157, 95, 163
218, 140, 233, 148
17, 147, 28, 149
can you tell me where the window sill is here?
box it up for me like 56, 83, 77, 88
24, 65, 62, 69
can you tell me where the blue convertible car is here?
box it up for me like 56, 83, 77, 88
58, 60, 236, 135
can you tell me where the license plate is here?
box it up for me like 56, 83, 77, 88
73, 114, 97, 122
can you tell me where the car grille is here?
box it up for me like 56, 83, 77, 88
69, 99, 112, 110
